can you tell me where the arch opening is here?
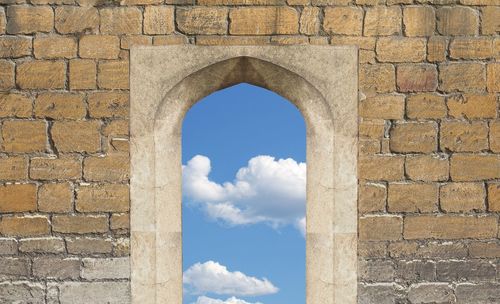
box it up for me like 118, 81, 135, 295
130, 45, 358, 304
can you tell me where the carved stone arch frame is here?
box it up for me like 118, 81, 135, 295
130, 45, 358, 304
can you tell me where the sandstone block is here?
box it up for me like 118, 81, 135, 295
69, 59, 96, 90
57, 282, 130, 304
55, 6, 98, 34
34, 92, 86, 119
100, 8, 142, 35
405, 154, 449, 182
487, 183, 500, 211
406, 93, 446, 119
1, 120, 46, 153
38, 183, 73, 213
376, 37, 426, 62
229, 7, 298, 35
81, 257, 130, 279
67, 237, 112, 254
176, 7, 227, 35
403, 6, 435, 37
359, 216, 402, 241
51, 121, 101, 153
390, 122, 437, 153
98, 61, 129, 89
88, 92, 128, 118
359, 260, 394, 282
0, 60, 14, 89
0, 257, 30, 277
16, 60, 66, 89
33, 257, 80, 279
144, 6, 174, 35
19, 237, 65, 253
0, 238, 17, 255
0, 157, 27, 180
111, 213, 129, 231
359, 64, 396, 94
469, 242, 500, 258
323, 7, 363, 36
34, 36, 77, 59
440, 182, 485, 212
408, 283, 454, 303
0, 36, 31, 58
487, 63, 500, 92
52, 215, 108, 234
0, 216, 50, 237
397, 261, 436, 281
397, 64, 437, 92
450, 154, 500, 181
0, 282, 44, 303
359, 94, 404, 119
440, 121, 488, 152
447, 94, 496, 119
76, 183, 129, 212
388, 183, 438, 212
450, 37, 495, 60
6, 6, 53, 34
437, 260, 495, 282
482, 6, 500, 35
436, 7, 479, 36
364, 6, 401, 36
439, 63, 486, 92
30, 157, 82, 180
456, 284, 500, 302
299, 7, 319, 35
0, 93, 32, 118
427, 36, 447, 62
79, 35, 120, 59
404, 215, 497, 239
491, 121, 500, 152
359, 155, 404, 181
0, 184, 36, 213
359, 183, 386, 213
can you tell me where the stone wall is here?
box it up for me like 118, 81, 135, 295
0, 0, 499, 302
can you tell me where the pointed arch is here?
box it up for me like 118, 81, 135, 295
130, 45, 358, 304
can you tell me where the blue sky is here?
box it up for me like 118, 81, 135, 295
182, 83, 306, 304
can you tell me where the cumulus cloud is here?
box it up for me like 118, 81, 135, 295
193, 296, 263, 304
183, 261, 278, 296
183, 155, 306, 232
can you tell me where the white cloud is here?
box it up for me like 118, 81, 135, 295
183, 155, 306, 232
193, 296, 263, 304
183, 261, 278, 296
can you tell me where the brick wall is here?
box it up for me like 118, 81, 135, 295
0, 0, 499, 302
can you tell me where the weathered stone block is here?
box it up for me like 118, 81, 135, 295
30, 157, 82, 180
144, 6, 174, 35
16, 60, 66, 89
87, 92, 128, 118
440, 182, 485, 212
447, 94, 497, 119
0, 156, 28, 180
79, 35, 120, 59
67, 237, 113, 254
1, 120, 46, 153
55, 6, 98, 34
38, 183, 73, 213
81, 257, 130, 279
0, 216, 50, 237
33, 257, 80, 279
390, 122, 437, 153
397, 64, 437, 92
436, 7, 479, 36
359, 94, 404, 119
35, 92, 86, 119
34, 36, 77, 59
403, 6, 435, 36
6, 5, 53, 34
19, 237, 65, 253
76, 183, 129, 212
359, 216, 402, 241
0, 184, 36, 213
406, 93, 446, 119
450, 154, 500, 181
404, 215, 497, 239
52, 215, 108, 234
229, 7, 298, 35
388, 183, 438, 212
323, 7, 363, 36
51, 121, 101, 153
100, 8, 142, 35
69, 59, 96, 90
364, 7, 401, 36
405, 154, 449, 182
359, 155, 404, 181
439, 63, 486, 92
440, 121, 488, 152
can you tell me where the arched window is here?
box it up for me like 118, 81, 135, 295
182, 83, 306, 304
130, 46, 358, 304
